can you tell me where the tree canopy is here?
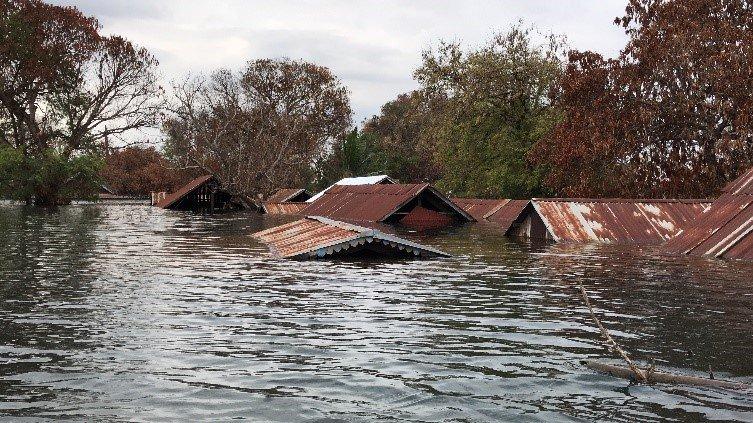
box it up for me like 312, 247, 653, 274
164, 59, 351, 204
0, 0, 162, 206
531, 0, 753, 198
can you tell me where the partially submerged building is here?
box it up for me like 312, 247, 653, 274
452, 198, 530, 232
262, 188, 312, 215
155, 175, 242, 212
506, 198, 710, 244
663, 168, 753, 260
252, 216, 450, 260
306, 175, 396, 203
267, 188, 312, 203
299, 183, 474, 230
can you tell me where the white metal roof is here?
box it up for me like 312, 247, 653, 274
306, 175, 395, 203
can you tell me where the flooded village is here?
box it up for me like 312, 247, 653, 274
2, 0, 753, 421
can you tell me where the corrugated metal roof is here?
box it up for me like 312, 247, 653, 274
306, 175, 395, 203
262, 202, 308, 215
486, 200, 531, 231
451, 198, 510, 221
299, 183, 473, 224
663, 168, 753, 260
266, 188, 311, 203
452, 198, 531, 232
155, 175, 214, 209
252, 216, 450, 260
524, 198, 710, 244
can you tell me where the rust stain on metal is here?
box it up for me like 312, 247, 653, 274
155, 175, 214, 209
262, 202, 308, 215
664, 168, 753, 260
299, 184, 473, 226
511, 198, 710, 244
252, 216, 450, 260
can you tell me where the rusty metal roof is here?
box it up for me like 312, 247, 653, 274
266, 188, 312, 203
452, 198, 530, 231
299, 183, 473, 223
526, 198, 711, 244
262, 202, 308, 215
252, 216, 450, 260
663, 168, 753, 260
486, 200, 531, 231
451, 198, 509, 221
306, 175, 396, 203
155, 175, 214, 209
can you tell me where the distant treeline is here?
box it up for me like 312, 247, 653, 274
2, 0, 752, 206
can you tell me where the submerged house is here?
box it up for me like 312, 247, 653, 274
155, 175, 242, 212
262, 188, 312, 215
252, 216, 450, 260
306, 175, 396, 203
663, 168, 753, 260
505, 198, 710, 244
452, 198, 531, 232
253, 182, 469, 260
299, 183, 474, 230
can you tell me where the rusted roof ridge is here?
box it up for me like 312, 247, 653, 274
531, 197, 712, 204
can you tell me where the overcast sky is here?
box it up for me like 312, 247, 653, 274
51, 0, 629, 124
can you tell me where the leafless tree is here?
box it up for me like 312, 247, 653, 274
163, 59, 351, 205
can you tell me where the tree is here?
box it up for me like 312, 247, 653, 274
0, 0, 162, 206
361, 91, 445, 183
99, 146, 192, 197
164, 59, 351, 204
314, 127, 387, 189
532, 0, 753, 198
414, 25, 565, 198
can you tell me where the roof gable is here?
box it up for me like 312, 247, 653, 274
300, 183, 473, 224
155, 175, 215, 209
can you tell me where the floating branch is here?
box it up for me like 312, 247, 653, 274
578, 282, 751, 391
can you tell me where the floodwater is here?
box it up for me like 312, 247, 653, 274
1, 204, 752, 422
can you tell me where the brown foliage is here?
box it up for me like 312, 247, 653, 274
164, 59, 351, 204
100, 147, 192, 197
0, 0, 162, 205
532, 0, 753, 198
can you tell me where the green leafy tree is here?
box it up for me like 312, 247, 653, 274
0, 147, 101, 202
315, 127, 387, 188
361, 91, 445, 183
415, 25, 564, 198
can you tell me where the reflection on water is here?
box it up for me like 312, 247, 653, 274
0, 204, 752, 422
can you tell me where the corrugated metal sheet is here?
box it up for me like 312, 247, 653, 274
452, 198, 531, 232
306, 175, 396, 203
266, 188, 311, 203
300, 184, 473, 224
262, 202, 308, 215
451, 198, 510, 221
155, 175, 214, 209
663, 168, 753, 260
487, 200, 531, 231
252, 216, 450, 260
519, 199, 710, 244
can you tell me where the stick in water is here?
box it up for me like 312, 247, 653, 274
578, 282, 648, 382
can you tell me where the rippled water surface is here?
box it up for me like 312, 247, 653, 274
1, 204, 752, 422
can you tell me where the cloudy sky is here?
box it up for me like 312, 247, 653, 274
51, 0, 629, 124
